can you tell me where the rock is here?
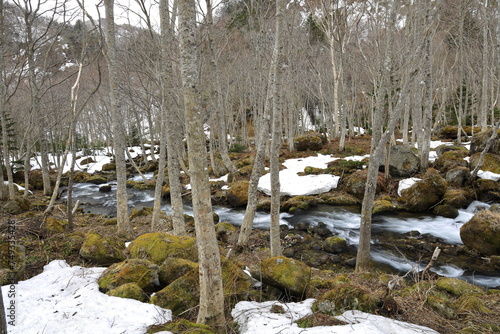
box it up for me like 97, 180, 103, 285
99, 184, 112, 192
470, 129, 500, 155
215, 222, 238, 243
98, 259, 159, 293
80, 157, 95, 165
311, 222, 333, 238
460, 210, 500, 255
476, 179, 500, 202
344, 170, 386, 199
318, 192, 359, 205
373, 197, 400, 215
312, 283, 379, 315
158, 258, 198, 287
259, 256, 311, 298
102, 162, 116, 171
435, 144, 469, 158
434, 150, 469, 174
400, 168, 448, 212
127, 232, 198, 264
86, 175, 108, 185
470, 152, 500, 174
442, 188, 473, 208
385, 145, 420, 177
432, 204, 459, 219
79, 232, 126, 265
129, 206, 153, 220
282, 196, 318, 214
226, 180, 249, 207
106, 283, 149, 302
293, 132, 327, 151
45, 217, 68, 234
445, 167, 470, 187
426, 294, 457, 319
0, 243, 25, 283
149, 319, 215, 334
323, 236, 347, 254
435, 278, 485, 297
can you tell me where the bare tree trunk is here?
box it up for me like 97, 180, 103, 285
104, 0, 131, 238
178, 0, 224, 327
479, 0, 490, 131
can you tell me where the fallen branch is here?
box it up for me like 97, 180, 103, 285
421, 247, 441, 280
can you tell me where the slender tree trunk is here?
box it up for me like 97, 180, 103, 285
479, 0, 489, 131
178, 0, 224, 327
104, 0, 131, 238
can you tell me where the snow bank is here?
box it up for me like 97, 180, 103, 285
232, 299, 439, 334
1, 260, 171, 334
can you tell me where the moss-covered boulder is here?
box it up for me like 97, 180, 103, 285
99, 184, 112, 192
282, 196, 318, 214
432, 204, 459, 218
79, 232, 126, 265
470, 152, 500, 174
318, 192, 359, 205
460, 210, 500, 255
129, 206, 153, 220
293, 132, 327, 151
226, 180, 249, 207
151, 258, 252, 316
470, 129, 500, 155
106, 282, 149, 302
45, 217, 68, 234
400, 168, 448, 212
312, 283, 379, 315
215, 222, 238, 243
101, 162, 116, 171
435, 144, 469, 157
344, 170, 386, 199
127, 232, 198, 264
0, 243, 25, 283
372, 197, 400, 215
434, 150, 469, 174
259, 256, 311, 298
445, 167, 470, 188
98, 259, 159, 293
426, 293, 457, 319
158, 258, 198, 287
2, 198, 31, 214
442, 188, 473, 208
386, 145, 420, 177
146, 319, 215, 334
86, 175, 108, 184
436, 278, 485, 297
323, 236, 347, 254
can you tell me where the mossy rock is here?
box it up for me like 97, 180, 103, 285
103, 218, 118, 226
129, 207, 153, 220
303, 166, 323, 175
147, 319, 215, 334
2, 197, 31, 214
128, 232, 198, 264
460, 210, 500, 255
45, 217, 68, 234
282, 196, 318, 214
294, 132, 326, 151
426, 293, 457, 319
435, 144, 469, 157
80, 157, 95, 165
158, 258, 198, 287
434, 150, 469, 173
102, 162, 116, 171
372, 198, 399, 215
470, 129, 500, 155
98, 258, 159, 293
79, 232, 126, 265
227, 180, 249, 207
445, 167, 470, 188
86, 175, 108, 184
326, 159, 366, 176
442, 188, 473, 208
106, 282, 149, 302
259, 256, 311, 298
99, 184, 112, 192
345, 170, 386, 199
435, 278, 485, 297
432, 204, 459, 218
215, 222, 238, 243
318, 192, 359, 205
470, 153, 500, 174
400, 168, 448, 212
323, 236, 347, 254
151, 258, 252, 316
0, 243, 25, 282
452, 294, 492, 315
312, 283, 379, 315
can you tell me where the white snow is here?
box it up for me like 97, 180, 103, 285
2, 261, 439, 334
397, 177, 421, 196
476, 170, 500, 181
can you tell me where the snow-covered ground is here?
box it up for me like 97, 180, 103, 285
1, 260, 439, 334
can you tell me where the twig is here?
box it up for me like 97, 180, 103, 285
420, 247, 441, 280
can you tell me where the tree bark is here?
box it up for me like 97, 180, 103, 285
178, 0, 224, 327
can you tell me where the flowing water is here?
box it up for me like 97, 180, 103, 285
64, 176, 500, 288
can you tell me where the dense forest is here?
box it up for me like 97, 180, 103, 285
1, 0, 500, 332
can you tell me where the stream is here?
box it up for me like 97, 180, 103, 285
63, 175, 500, 289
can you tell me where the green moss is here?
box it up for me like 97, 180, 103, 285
102, 163, 116, 171
260, 256, 311, 298
79, 232, 126, 265
106, 282, 149, 302
372, 199, 398, 215
129, 207, 153, 219
227, 181, 249, 207
128, 232, 198, 264
312, 283, 379, 315
323, 236, 347, 254
282, 196, 318, 214
147, 319, 215, 334
453, 294, 492, 314
86, 175, 108, 184
158, 258, 198, 287
436, 278, 484, 297
45, 217, 68, 233
98, 259, 159, 292
460, 210, 500, 255
426, 294, 457, 319
150, 268, 199, 315
318, 192, 359, 205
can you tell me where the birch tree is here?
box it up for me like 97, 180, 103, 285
178, 0, 224, 327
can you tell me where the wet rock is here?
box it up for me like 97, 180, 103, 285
86, 175, 108, 185
400, 168, 448, 212
442, 188, 473, 208
79, 232, 126, 265
385, 145, 420, 177
99, 184, 112, 192
373, 197, 400, 215
432, 204, 459, 219
460, 210, 500, 255
293, 132, 327, 151
323, 236, 347, 254
127, 232, 198, 264
98, 258, 159, 292
227, 180, 249, 207
312, 222, 333, 238
106, 282, 149, 302
259, 256, 311, 298
282, 195, 318, 214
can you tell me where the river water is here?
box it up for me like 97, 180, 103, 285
64, 177, 500, 289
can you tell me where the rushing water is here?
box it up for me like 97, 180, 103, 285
63, 177, 500, 288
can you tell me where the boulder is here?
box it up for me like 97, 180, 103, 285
259, 256, 311, 298
0, 243, 25, 283
293, 132, 327, 151
318, 192, 359, 205
460, 210, 500, 255
86, 175, 108, 185
400, 168, 448, 212
99, 184, 112, 192
101, 162, 116, 172
372, 197, 400, 215
281, 196, 318, 214
432, 204, 459, 219
79, 232, 126, 265
226, 181, 249, 207
215, 222, 238, 243
45, 217, 68, 234
442, 188, 473, 208
434, 150, 469, 174
470, 152, 500, 174
323, 236, 347, 254
445, 167, 470, 188
312, 283, 379, 316
127, 232, 198, 264
470, 129, 500, 155
158, 258, 198, 287
476, 179, 500, 202
106, 282, 149, 302
344, 170, 386, 199
435, 278, 484, 297
97, 258, 159, 292
385, 145, 420, 177
435, 144, 469, 158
